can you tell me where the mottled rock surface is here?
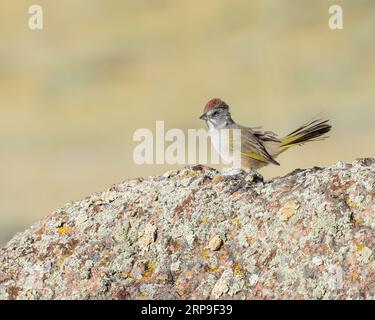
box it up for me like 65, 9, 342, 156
1, 159, 375, 300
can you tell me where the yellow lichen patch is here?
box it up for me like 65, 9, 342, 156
322, 243, 334, 256
345, 195, 359, 211
278, 200, 300, 221
207, 265, 220, 272
232, 262, 243, 277
182, 170, 198, 178
234, 219, 241, 227
56, 255, 67, 269
201, 218, 208, 225
346, 196, 364, 224
355, 243, 365, 253
356, 244, 373, 264
25, 288, 35, 298
345, 195, 352, 207
142, 259, 156, 280
100, 257, 109, 265
139, 292, 147, 300
48, 254, 68, 283
199, 248, 210, 260
57, 226, 72, 235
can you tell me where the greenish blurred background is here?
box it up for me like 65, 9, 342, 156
0, 0, 374, 245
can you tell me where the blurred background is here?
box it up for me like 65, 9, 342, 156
0, 0, 374, 245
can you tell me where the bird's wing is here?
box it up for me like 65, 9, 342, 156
228, 124, 280, 165
251, 127, 281, 143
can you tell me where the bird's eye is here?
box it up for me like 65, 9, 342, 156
212, 111, 219, 117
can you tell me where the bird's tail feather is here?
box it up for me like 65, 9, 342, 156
279, 118, 332, 149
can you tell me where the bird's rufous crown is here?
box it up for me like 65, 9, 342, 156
203, 98, 229, 114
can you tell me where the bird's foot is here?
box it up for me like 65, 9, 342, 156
221, 167, 263, 183
221, 167, 244, 177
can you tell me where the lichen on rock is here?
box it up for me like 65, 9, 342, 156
0, 159, 375, 300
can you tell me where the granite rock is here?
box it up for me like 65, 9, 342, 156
0, 159, 374, 300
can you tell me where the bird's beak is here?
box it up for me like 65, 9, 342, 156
199, 113, 207, 120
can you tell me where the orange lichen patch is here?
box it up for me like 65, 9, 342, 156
246, 237, 256, 246
199, 248, 210, 260
267, 279, 276, 291
180, 270, 194, 278
156, 274, 170, 281
215, 184, 224, 191
254, 282, 263, 293
278, 200, 300, 221
122, 272, 134, 279
294, 293, 304, 300
230, 191, 241, 198
57, 226, 72, 235
301, 244, 311, 256
317, 264, 325, 272
92, 204, 101, 213
351, 269, 361, 282
212, 175, 223, 184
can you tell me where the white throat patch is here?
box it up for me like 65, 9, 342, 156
207, 122, 233, 164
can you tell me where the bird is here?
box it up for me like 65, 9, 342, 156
199, 98, 332, 169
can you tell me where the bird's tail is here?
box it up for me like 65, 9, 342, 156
279, 118, 332, 150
